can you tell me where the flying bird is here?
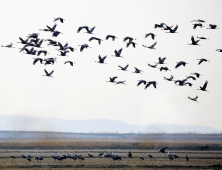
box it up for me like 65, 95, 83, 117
188, 96, 198, 102
188, 36, 200, 45
33, 58, 43, 65
159, 67, 170, 72
198, 80, 209, 92
64, 61, 74, 66
154, 22, 165, 28
145, 81, 157, 89
193, 23, 204, 29
89, 37, 103, 45
175, 61, 188, 68
207, 24, 219, 29
96, 55, 107, 64
133, 67, 143, 74
137, 80, 146, 86
54, 17, 65, 23
197, 58, 210, 65
165, 25, 178, 33
79, 44, 91, 52
107, 76, 118, 83
43, 69, 54, 78
148, 63, 158, 68
164, 75, 174, 81
142, 42, 157, 49
118, 64, 129, 71
105, 35, 117, 41
145, 33, 157, 40
112, 48, 123, 57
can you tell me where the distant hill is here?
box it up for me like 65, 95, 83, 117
0, 115, 221, 134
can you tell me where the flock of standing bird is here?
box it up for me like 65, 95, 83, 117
1, 17, 220, 103
9, 145, 210, 164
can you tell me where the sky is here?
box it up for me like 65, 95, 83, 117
0, 0, 222, 131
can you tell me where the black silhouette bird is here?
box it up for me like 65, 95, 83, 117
1, 43, 15, 48
154, 23, 165, 28
193, 23, 204, 29
127, 151, 132, 158
164, 75, 174, 81
46, 24, 57, 32
216, 49, 222, 52
188, 36, 200, 45
18, 37, 29, 44
184, 82, 192, 87
158, 57, 167, 64
133, 67, 142, 74
137, 80, 146, 86
165, 25, 178, 33
37, 50, 49, 56
198, 81, 208, 92
147, 153, 153, 158
142, 42, 157, 49
58, 50, 69, 56
107, 76, 118, 83
200, 145, 209, 150
197, 37, 208, 40
186, 76, 196, 81
52, 31, 62, 37
148, 63, 158, 68
88, 151, 93, 157
145, 33, 157, 40
126, 41, 137, 48
159, 67, 170, 72
106, 35, 117, 41
33, 58, 43, 65
112, 48, 123, 57
89, 37, 103, 45
175, 61, 189, 68
175, 80, 186, 86
207, 24, 219, 29
96, 55, 107, 64
123, 36, 136, 43
191, 19, 205, 23
159, 147, 167, 153
54, 17, 65, 23
145, 81, 157, 89
197, 58, 210, 65
191, 72, 202, 78
64, 61, 74, 66
138, 154, 144, 161
79, 44, 91, 52
43, 69, 54, 78
78, 26, 95, 34
186, 153, 189, 161
98, 152, 104, 156
188, 96, 198, 102
115, 81, 126, 85
118, 64, 129, 71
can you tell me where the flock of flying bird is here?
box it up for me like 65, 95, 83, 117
1, 17, 220, 103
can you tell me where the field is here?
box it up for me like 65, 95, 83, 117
0, 138, 222, 169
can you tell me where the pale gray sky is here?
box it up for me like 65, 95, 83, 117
0, 0, 222, 130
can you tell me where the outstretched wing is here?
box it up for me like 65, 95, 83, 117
150, 42, 157, 48
44, 69, 49, 75
191, 36, 195, 44
202, 80, 208, 90
118, 48, 122, 55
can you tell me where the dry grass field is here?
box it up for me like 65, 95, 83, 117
0, 139, 222, 169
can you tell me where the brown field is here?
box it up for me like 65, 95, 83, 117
0, 139, 222, 169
